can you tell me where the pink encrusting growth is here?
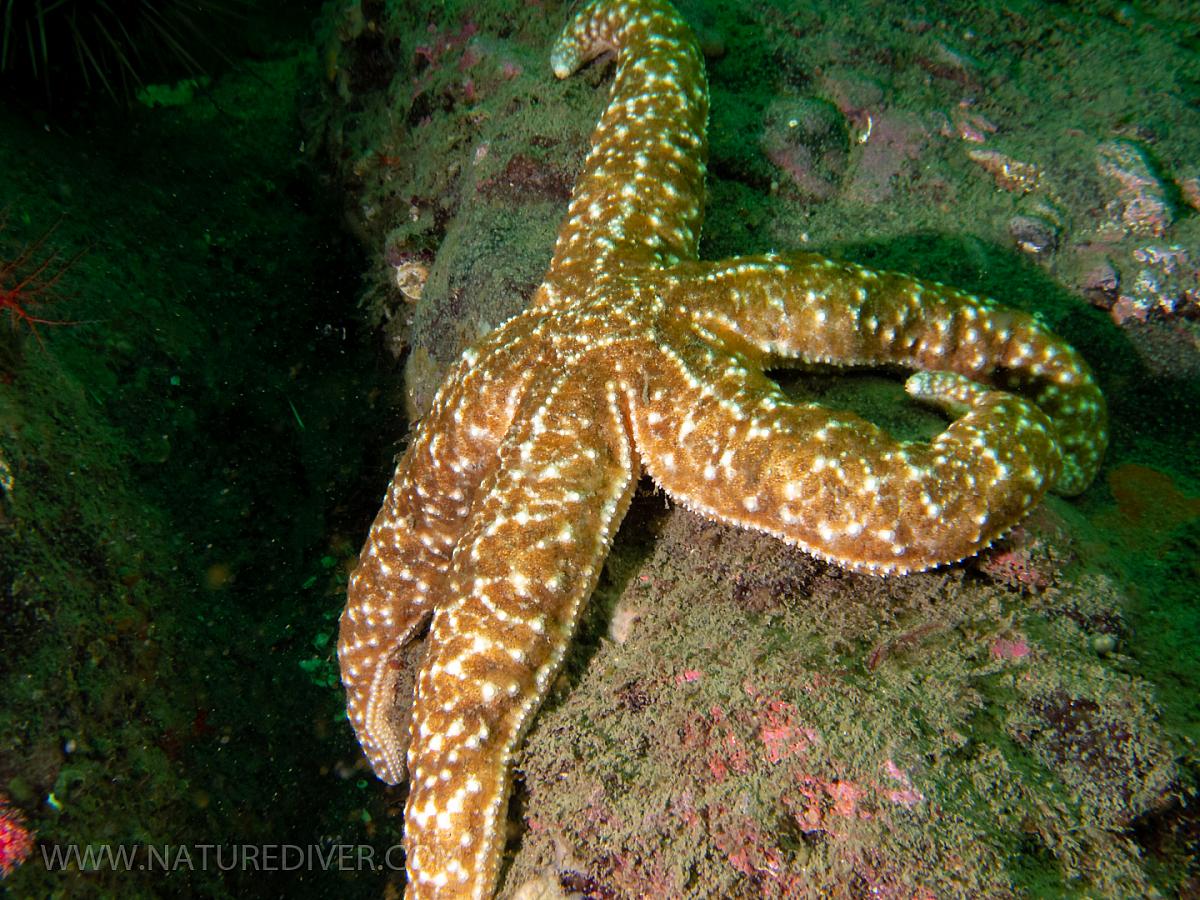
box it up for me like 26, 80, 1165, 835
0, 796, 33, 878
338, 0, 1107, 896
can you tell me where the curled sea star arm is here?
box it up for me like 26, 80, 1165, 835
545, 0, 708, 287
629, 334, 1061, 573
673, 253, 1107, 494
338, 442, 448, 785
338, 319, 542, 784
401, 376, 637, 899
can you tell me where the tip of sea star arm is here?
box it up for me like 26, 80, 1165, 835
340, 660, 409, 785
550, 0, 607, 79
338, 602, 417, 785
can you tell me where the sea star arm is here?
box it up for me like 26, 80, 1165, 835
674, 253, 1107, 494
543, 0, 708, 291
338, 442, 450, 785
630, 318, 1063, 573
338, 320, 542, 783
401, 376, 637, 899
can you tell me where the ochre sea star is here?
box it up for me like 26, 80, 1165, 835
338, 0, 1107, 896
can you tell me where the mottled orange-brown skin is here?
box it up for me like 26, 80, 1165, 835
338, 1, 1106, 896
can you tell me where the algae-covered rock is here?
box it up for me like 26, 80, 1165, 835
503, 507, 1175, 898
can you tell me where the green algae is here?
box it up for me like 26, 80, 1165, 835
0, 5, 405, 895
